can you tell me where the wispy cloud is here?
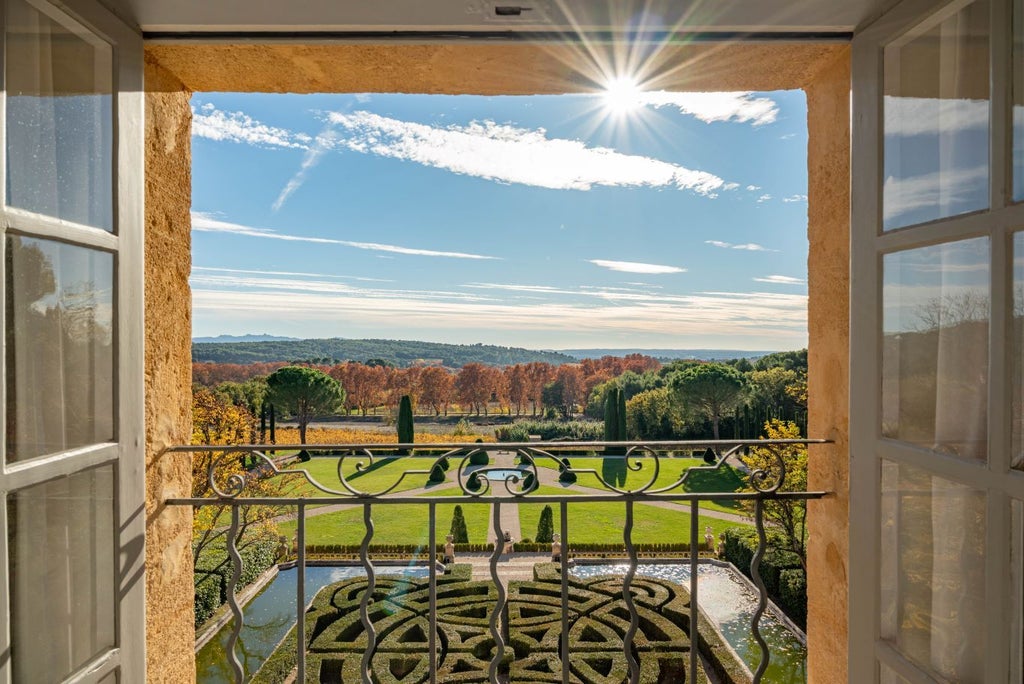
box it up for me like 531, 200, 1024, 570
783, 194, 807, 203
325, 111, 732, 195
193, 265, 393, 283
588, 259, 685, 274
191, 212, 499, 260
884, 96, 988, 137
638, 92, 779, 126
273, 127, 337, 211
193, 275, 807, 341
883, 165, 987, 225
705, 240, 777, 252
756, 194, 773, 203
192, 104, 311, 149
754, 275, 805, 285
746, 185, 761, 191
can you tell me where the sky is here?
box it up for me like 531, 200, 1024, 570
190, 89, 810, 351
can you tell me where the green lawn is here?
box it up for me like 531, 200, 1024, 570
277, 488, 490, 546
532, 456, 747, 515
518, 485, 747, 545
273, 455, 456, 497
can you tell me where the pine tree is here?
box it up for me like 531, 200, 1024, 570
450, 505, 469, 543
397, 394, 414, 455
536, 505, 554, 543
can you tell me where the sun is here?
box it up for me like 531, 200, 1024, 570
602, 76, 643, 116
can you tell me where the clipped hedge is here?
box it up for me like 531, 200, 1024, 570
469, 451, 489, 466
295, 541, 702, 558
722, 528, 806, 629
256, 561, 743, 683
495, 420, 604, 442
194, 537, 279, 628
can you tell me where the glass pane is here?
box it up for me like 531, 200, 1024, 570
1015, 233, 1024, 469
5, 0, 113, 230
883, 0, 989, 230
1012, 500, 1023, 682
879, 664, 912, 684
880, 460, 986, 682
8, 465, 115, 681
5, 236, 114, 460
882, 238, 989, 460
1015, 0, 1024, 201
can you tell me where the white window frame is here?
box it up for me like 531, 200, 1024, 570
851, 0, 1024, 681
0, 0, 144, 681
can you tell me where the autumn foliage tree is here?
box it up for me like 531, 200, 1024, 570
455, 363, 493, 415
191, 387, 285, 570
745, 420, 809, 569
419, 366, 454, 416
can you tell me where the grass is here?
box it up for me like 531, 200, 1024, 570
273, 454, 458, 497
518, 485, 747, 545
276, 487, 490, 546
533, 456, 748, 516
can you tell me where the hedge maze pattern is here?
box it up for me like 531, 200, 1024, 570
270, 564, 748, 684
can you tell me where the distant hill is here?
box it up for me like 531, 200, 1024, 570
192, 334, 300, 344
556, 348, 775, 361
192, 337, 576, 367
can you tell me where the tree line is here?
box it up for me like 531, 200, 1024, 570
193, 349, 808, 442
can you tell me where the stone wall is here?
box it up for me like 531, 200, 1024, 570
143, 53, 195, 683
805, 48, 851, 684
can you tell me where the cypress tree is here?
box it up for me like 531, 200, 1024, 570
450, 505, 469, 543
536, 505, 554, 543
603, 387, 618, 441
397, 395, 414, 455
269, 404, 276, 444
616, 387, 627, 441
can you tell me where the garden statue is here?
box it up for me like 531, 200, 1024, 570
277, 535, 289, 560
551, 533, 562, 562
444, 534, 455, 564
716, 532, 726, 558
704, 525, 715, 551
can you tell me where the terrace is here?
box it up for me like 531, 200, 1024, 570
176, 438, 825, 683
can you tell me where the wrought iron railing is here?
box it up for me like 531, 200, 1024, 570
169, 439, 828, 684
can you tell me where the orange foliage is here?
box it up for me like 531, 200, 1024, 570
274, 427, 495, 445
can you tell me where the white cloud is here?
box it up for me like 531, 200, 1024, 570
190, 212, 499, 260
638, 92, 779, 126
757, 194, 773, 203
191, 105, 311, 149
746, 185, 761, 191
325, 111, 732, 195
193, 284, 807, 340
754, 275, 805, 285
588, 259, 685, 274
783, 194, 807, 203
193, 266, 393, 283
882, 165, 987, 224
704, 240, 777, 252
273, 127, 337, 211
884, 96, 989, 137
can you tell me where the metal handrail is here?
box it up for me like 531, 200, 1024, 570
169, 438, 830, 684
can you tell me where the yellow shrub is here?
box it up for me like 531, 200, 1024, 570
274, 427, 495, 445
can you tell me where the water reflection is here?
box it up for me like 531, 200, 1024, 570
572, 563, 807, 683
196, 565, 428, 683
883, 0, 990, 230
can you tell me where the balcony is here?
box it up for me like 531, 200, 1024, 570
172, 438, 826, 683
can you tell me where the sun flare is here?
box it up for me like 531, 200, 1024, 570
602, 76, 643, 116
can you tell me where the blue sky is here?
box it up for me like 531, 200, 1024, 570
190, 89, 809, 351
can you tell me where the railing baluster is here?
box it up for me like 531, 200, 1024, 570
560, 500, 570, 684
429, 502, 438, 684
622, 500, 640, 684
225, 505, 244, 684
488, 502, 507, 684
359, 502, 377, 684
750, 498, 770, 684
689, 499, 699, 684
297, 502, 306, 682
